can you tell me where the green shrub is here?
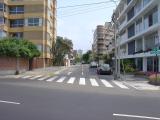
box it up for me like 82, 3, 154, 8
0, 37, 40, 59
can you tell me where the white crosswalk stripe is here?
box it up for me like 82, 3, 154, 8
101, 79, 113, 88
38, 76, 50, 81
30, 75, 43, 80
67, 72, 72, 75
90, 79, 99, 87
112, 81, 129, 89
22, 76, 32, 79
46, 76, 58, 82
79, 78, 86, 85
67, 77, 76, 84
56, 77, 66, 83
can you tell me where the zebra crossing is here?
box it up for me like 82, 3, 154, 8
16, 75, 134, 90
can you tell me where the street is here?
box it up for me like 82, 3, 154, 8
0, 65, 160, 120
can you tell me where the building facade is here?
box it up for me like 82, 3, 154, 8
113, 0, 160, 72
0, 0, 57, 68
92, 23, 114, 61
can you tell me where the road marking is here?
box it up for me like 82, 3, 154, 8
0, 100, 20, 105
67, 77, 76, 84
22, 76, 32, 79
112, 81, 129, 89
56, 77, 66, 83
30, 75, 43, 80
113, 113, 160, 120
46, 76, 58, 82
38, 76, 50, 81
79, 78, 86, 85
101, 79, 113, 88
81, 65, 84, 75
90, 79, 99, 87
67, 72, 72, 75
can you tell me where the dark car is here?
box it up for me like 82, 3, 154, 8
97, 64, 112, 75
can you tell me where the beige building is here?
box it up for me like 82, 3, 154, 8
0, 0, 57, 68
92, 23, 114, 59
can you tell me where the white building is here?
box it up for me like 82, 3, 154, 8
114, 0, 160, 72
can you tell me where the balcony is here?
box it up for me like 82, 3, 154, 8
5, 0, 44, 5
119, 0, 157, 32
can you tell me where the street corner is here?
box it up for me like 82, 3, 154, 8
123, 81, 160, 91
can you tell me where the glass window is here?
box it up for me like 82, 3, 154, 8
10, 19, 24, 27
10, 6, 24, 14
28, 18, 40, 26
11, 32, 23, 38
0, 3, 4, 11
128, 40, 135, 55
143, 0, 150, 7
0, 30, 7, 38
0, 17, 4, 24
37, 45, 42, 52
136, 18, 143, 34
128, 24, 135, 38
127, 7, 134, 21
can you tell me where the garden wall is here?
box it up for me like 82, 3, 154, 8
0, 57, 29, 75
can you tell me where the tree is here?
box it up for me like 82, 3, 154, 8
52, 36, 73, 66
0, 37, 40, 74
82, 50, 92, 63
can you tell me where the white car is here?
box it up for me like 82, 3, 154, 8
90, 62, 98, 68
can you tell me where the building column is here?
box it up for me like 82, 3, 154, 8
143, 57, 147, 72
159, 57, 160, 72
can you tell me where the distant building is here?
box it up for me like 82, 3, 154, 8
92, 23, 114, 59
77, 49, 83, 57
113, 0, 160, 72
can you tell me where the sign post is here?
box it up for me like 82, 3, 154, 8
150, 48, 160, 83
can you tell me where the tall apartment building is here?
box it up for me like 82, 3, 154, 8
0, 0, 57, 68
113, 0, 160, 72
92, 23, 114, 59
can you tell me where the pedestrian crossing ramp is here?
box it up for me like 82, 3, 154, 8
16, 75, 132, 90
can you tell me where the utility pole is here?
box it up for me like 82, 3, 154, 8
112, 12, 121, 80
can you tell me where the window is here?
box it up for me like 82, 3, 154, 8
11, 32, 23, 38
135, 0, 142, 15
128, 24, 135, 38
127, 7, 134, 21
28, 18, 40, 26
37, 45, 42, 52
144, 7, 158, 29
143, 0, 150, 7
136, 18, 143, 34
10, 6, 24, 14
10, 19, 24, 27
128, 40, 135, 55
0, 17, 4, 24
0, 3, 3, 11
137, 58, 143, 71
0, 30, 7, 38
127, 0, 132, 5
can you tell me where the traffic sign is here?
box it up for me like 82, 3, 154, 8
150, 48, 160, 55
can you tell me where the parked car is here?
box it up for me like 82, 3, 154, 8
90, 61, 98, 68
97, 64, 112, 75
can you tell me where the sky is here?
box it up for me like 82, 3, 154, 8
57, 0, 117, 52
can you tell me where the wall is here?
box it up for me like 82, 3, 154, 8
0, 57, 29, 75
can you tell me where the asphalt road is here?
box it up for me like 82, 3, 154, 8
0, 65, 160, 120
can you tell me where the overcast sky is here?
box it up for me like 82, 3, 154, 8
57, 0, 117, 52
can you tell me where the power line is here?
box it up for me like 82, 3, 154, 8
58, 6, 115, 18
58, 4, 112, 16
57, 0, 118, 9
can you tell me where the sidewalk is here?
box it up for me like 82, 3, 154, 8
121, 75, 160, 90
0, 66, 68, 78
